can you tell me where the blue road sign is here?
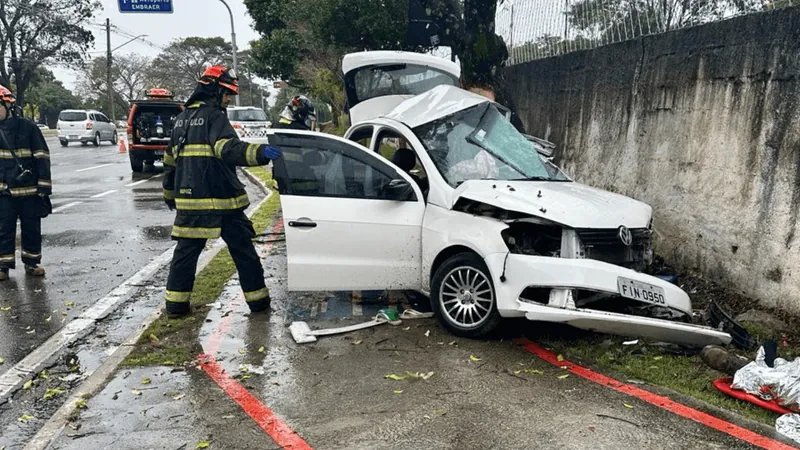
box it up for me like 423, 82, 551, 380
118, 0, 174, 13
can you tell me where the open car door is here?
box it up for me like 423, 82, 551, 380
343, 51, 461, 125
268, 130, 427, 292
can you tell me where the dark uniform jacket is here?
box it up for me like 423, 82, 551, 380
163, 101, 271, 240
0, 117, 51, 197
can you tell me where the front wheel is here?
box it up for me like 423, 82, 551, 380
92, 133, 100, 147
60, 140, 68, 147
110, 131, 118, 145
430, 252, 502, 338
130, 154, 143, 172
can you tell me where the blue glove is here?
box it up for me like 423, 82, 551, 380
261, 145, 281, 161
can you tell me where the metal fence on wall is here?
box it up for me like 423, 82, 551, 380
495, 0, 800, 64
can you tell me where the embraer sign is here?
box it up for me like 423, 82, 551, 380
118, 0, 174, 13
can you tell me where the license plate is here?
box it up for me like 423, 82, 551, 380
70, 135, 78, 140
617, 277, 666, 305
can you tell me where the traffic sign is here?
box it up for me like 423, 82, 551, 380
118, 0, 174, 13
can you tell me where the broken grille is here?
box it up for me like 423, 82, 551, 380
576, 228, 652, 267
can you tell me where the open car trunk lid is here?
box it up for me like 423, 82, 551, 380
343, 51, 461, 125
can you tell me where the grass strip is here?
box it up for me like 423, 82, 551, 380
122, 169, 280, 367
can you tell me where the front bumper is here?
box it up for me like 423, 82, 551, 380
484, 253, 731, 346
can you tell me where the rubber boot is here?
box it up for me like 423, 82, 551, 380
24, 265, 45, 277
0, 269, 8, 281
700, 345, 749, 376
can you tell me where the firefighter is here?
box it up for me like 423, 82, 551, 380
274, 95, 316, 130
0, 84, 50, 281
162, 65, 281, 318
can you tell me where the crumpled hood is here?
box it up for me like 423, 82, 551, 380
452, 180, 652, 229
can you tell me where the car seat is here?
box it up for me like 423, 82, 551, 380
391, 148, 428, 195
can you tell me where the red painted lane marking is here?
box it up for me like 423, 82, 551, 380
198, 219, 311, 449
198, 354, 312, 450
515, 338, 797, 450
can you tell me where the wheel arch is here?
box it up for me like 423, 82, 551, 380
430, 245, 484, 282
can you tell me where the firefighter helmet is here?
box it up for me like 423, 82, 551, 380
198, 65, 239, 95
288, 95, 316, 128
0, 84, 15, 104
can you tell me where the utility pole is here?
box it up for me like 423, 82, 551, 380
218, 0, 239, 106
106, 18, 115, 122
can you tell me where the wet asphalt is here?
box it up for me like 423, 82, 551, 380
0, 135, 176, 373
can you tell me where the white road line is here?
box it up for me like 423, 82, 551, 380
76, 163, 113, 173
125, 174, 162, 187
51, 201, 82, 213
91, 190, 117, 198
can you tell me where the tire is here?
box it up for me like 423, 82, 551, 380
130, 154, 143, 172
60, 140, 68, 147
110, 131, 118, 145
92, 133, 100, 147
430, 252, 502, 338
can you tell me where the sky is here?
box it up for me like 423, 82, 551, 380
49, 0, 279, 104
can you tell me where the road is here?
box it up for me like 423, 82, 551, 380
0, 135, 175, 374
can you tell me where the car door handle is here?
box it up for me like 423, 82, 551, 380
288, 220, 317, 229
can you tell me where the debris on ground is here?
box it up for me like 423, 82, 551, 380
776, 414, 800, 445
700, 345, 748, 376
704, 300, 757, 350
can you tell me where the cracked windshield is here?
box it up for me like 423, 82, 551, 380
414, 103, 569, 186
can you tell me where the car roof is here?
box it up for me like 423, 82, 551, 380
383, 85, 491, 129
342, 50, 461, 78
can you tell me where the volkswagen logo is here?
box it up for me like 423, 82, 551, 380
618, 226, 633, 247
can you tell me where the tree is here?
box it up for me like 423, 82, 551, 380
77, 56, 137, 117
0, 0, 98, 107
23, 67, 81, 126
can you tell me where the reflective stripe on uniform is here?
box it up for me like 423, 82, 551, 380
0, 149, 32, 158
38, 180, 52, 187
0, 254, 14, 263
245, 144, 260, 166
171, 226, 222, 239
33, 150, 49, 159
279, 118, 292, 125
165, 290, 191, 303
163, 189, 175, 200
163, 151, 176, 166
0, 182, 6, 191
178, 144, 215, 158
244, 287, 270, 302
9, 186, 38, 196
21, 250, 41, 259
175, 193, 249, 211
214, 139, 231, 158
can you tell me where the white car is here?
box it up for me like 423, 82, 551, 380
253, 51, 732, 347
227, 106, 271, 137
57, 109, 118, 147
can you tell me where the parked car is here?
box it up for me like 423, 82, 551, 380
37, 123, 48, 130
226, 106, 271, 137
249, 51, 733, 347
57, 109, 118, 147
127, 88, 184, 172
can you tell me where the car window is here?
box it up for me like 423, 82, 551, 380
97, 114, 109, 122
271, 134, 405, 200
346, 64, 459, 108
347, 125, 373, 149
229, 109, 268, 122
59, 112, 87, 122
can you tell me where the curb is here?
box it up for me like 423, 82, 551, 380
23, 175, 275, 450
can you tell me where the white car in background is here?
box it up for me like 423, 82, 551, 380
227, 106, 271, 137
254, 51, 732, 347
57, 109, 118, 147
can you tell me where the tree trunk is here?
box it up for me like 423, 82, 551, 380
457, 0, 508, 95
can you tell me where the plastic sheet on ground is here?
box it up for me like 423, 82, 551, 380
731, 346, 800, 444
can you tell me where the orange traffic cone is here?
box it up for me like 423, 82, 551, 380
119, 137, 126, 153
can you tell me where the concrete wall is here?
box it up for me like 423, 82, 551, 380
506, 7, 800, 313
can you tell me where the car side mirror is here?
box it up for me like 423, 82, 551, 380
383, 179, 415, 201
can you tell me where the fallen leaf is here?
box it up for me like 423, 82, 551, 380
149, 334, 159, 343
18, 414, 35, 423
242, 375, 252, 380
238, 348, 245, 355
0, 306, 10, 311
653, 356, 663, 361
385, 373, 406, 381
558, 374, 570, 380
43, 388, 64, 400
197, 442, 210, 449
163, 361, 175, 366
65, 301, 74, 308
0, 357, 4, 364
172, 393, 186, 401
75, 399, 88, 409
448, 341, 456, 345
393, 390, 403, 394
402, 326, 410, 331
39, 371, 49, 380
131, 389, 142, 396
624, 403, 634, 409
141, 378, 151, 385
424, 330, 430, 337
353, 340, 363, 345
514, 369, 544, 375
557, 354, 565, 362
26, 329, 36, 334
469, 355, 481, 362
45, 315, 51, 322
434, 409, 445, 415
23, 380, 33, 390
419, 372, 435, 380
258, 346, 265, 353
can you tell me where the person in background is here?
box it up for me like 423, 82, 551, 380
274, 95, 317, 131
161, 65, 281, 318
0, 84, 51, 281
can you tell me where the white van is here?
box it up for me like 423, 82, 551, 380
57, 109, 118, 147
